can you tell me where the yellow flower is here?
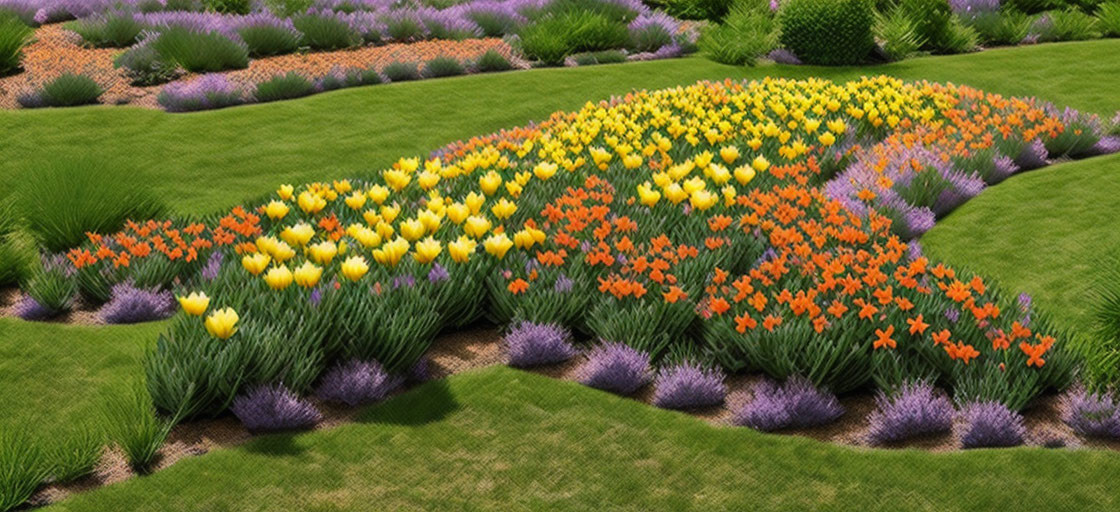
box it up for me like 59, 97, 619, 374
465, 192, 485, 213
448, 236, 477, 263
294, 261, 322, 288
333, 179, 352, 194
413, 237, 442, 264
344, 192, 367, 210
706, 163, 732, 185
340, 255, 369, 282
176, 291, 209, 316
380, 203, 401, 224
367, 184, 390, 204
479, 171, 502, 195
271, 241, 296, 263
204, 307, 239, 340
463, 215, 491, 238
280, 222, 315, 246
734, 165, 756, 185
484, 233, 513, 259
256, 235, 278, 256
693, 151, 713, 169
241, 252, 271, 275
751, 155, 771, 173
264, 200, 290, 220
689, 189, 717, 210
534, 161, 558, 180
418, 170, 440, 190
351, 226, 381, 248
383, 169, 411, 191
664, 183, 688, 204
397, 156, 420, 173
308, 240, 338, 265
264, 265, 293, 290
446, 202, 470, 224
417, 209, 442, 233
297, 191, 326, 215
819, 132, 836, 146
719, 146, 740, 164
622, 153, 643, 169
399, 218, 426, 241
277, 184, 294, 200
373, 237, 410, 267
375, 221, 395, 240
637, 182, 661, 207
491, 198, 517, 219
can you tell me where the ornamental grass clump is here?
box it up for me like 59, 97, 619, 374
382, 60, 420, 81
652, 362, 727, 409
293, 10, 361, 50
421, 56, 466, 78
19, 73, 103, 108
316, 359, 403, 406
505, 321, 576, 367
158, 74, 245, 112
152, 26, 249, 73
67, 9, 143, 47
115, 42, 180, 86
0, 11, 32, 76
253, 72, 315, 103
735, 376, 845, 431
577, 341, 650, 395
101, 383, 173, 474
235, 13, 301, 56
231, 384, 321, 433
19, 255, 75, 319
473, 49, 513, 72
0, 431, 49, 512
1061, 388, 1120, 439
867, 381, 955, 444
99, 282, 177, 324
958, 401, 1026, 448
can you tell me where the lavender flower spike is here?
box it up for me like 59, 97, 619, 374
505, 321, 576, 367
866, 381, 954, 444
958, 401, 1026, 448
1061, 388, 1120, 439
577, 341, 650, 395
652, 362, 726, 410
99, 283, 177, 324
231, 384, 321, 433
735, 376, 844, 431
316, 359, 404, 407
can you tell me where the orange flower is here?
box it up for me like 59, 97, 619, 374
1019, 342, 1046, 368
663, 286, 688, 304
873, 325, 897, 350
709, 297, 730, 315
734, 313, 757, 333
931, 329, 951, 346
507, 279, 529, 295
906, 314, 929, 335
762, 314, 782, 331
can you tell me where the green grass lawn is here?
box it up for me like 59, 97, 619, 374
47, 367, 1120, 512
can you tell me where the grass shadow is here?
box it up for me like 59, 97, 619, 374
354, 378, 460, 426
241, 431, 308, 457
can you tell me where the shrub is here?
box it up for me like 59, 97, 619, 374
253, 72, 315, 102
316, 359, 403, 406
382, 61, 420, 81
1100, 1, 1120, 36
652, 362, 727, 409
939, 16, 980, 53
874, 7, 925, 61
1085, 248, 1120, 390
46, 428, 103, 483
628, 12, 675, 52
1061, 388, 1120, 439
778, 0, 875, 65
114, 43, 180, 86
293, 11, 361, 50
661, 0, 735, 21
577, 341, 651, 395
20, 256, 75, 318
382, 10, 428, 42
519, 10, 630, 65
1038, 8, 1103, 40
474, 49, 513, 72
421, 56, 466, 78
0, 10, 32, 76
21, 73, 103, 108
14, 159, 165, 252
0, 431, 49, 512
735, 376, 845, 431
236, 15, 301, 56
204, 0, 251, 14
67, 9, 143, 48
101, 383, 173, 473
866, 381, 955, 444
896, 0, 953, 50
505, 321, 576, 367
152, 27, 249, 73
230, 384, 321, 432
99, 282, 177, 324
0, 200, 28, 287
697, 0, 777, 65
158, 74, 245, 112
958, 401, 1026, 448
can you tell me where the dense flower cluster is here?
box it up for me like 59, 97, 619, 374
53, 76, 1112, 427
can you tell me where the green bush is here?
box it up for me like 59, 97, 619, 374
474, 49, 514, 72
0, 431, 49, 512
253, 72, 315, 103
14, 159, 166, 253
114, 44, 181, 86
101, 383, 174, 474
293, 12, 361, 50
152, 27, 249, 73
0, 13, 33, 76
1005, 0, 1064, 13
237, 23, 301, 56
67, 10, 143, 48
896, 0, 953, 51
45, 427, 103, 483
519, 10, 630, 65
204, 0, 251, 14
1037, 9, 1103, 41
382, 61, 420, 81
778, 0, 875, 65
25, 73, 104, 108
697, 0, 777, 66
874, 7, 924, 61
965, 9, 1033, 45
1085, 248, 1120, 391
23, 261, 76, 315
1099, 1, 1120, 35
655, 0, 733, 21
939, 17, 980, 53
421, 56, 466, 78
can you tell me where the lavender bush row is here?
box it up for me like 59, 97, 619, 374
735, 376, 844, 431
1062, 388, 1120, 439
651, 362, 726, 410
157, 73, 246, 112
866, 381, 954, 445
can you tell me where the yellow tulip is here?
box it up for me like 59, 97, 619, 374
819, 132, 837, 147
719, 146, 740, 164
751, 155, 771, 173
264, 200, 290, 220
413, 237, 442, 264
344, 192, 367, 210
706, 163, 732, 185
664, 183, 688, 204
271, 241, 296, 263
693, 151, 713, 169
418, 170, 440, 190
399, 218, 426, 241
465, 192, 485, 213
734, 165, 757, 185
689, 189, 717, 210
242, 252, 271, 275
297, 191, 326, 215
383, 169, 411, 191
204, 307, 239, 340
683, 176, 706, 194
463, 215, 491, 238
340, 255, 369, 282
483, 233, 513, 259
333, 179, 352, 194
446, 202, 470, 224
308, 240, 338, 265
637, 182, 661, 207
256, 236, 278, 256
417, 209, 442, 233
380, 203, 401, 224
375, 221, 395, 240
362, 209, 380, 226
397, 156, 420, 173
264, 265, 293, 290
491, 198, 517, 220
280, 222, 315, 247
479, 171, 502, 195
622, 153, 643, 169
293, 261, 322, 288
373, 237, 410, 267
534, 161, 558, 180
448, 236, 476, 263
176, 291, 210, 316
352, 226, 381, 248
277, 184, 294, 200
367, 184, 390, 204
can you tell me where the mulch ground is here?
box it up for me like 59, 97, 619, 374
0, 24, 521, 110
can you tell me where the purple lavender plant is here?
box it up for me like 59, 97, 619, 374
734, 376, 844, 431
230, 384, 322, 432
577, 341, 650, 395
157, 74, 245, 112
1015, 138, 1049, 170
13, 296, 57, 321
316, 359, 403, 406
201, 250, 223, 281
767, 48, 801, 65
427, 263, 450, 283
505, 321, 576, 367
1061, 388, 1120, 439
958, 401, 1026, 448
866, 381, 954, 444
98, 283, 177, 324
651, 362, 726, 410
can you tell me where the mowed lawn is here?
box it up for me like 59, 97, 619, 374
47, 367, 1120, 512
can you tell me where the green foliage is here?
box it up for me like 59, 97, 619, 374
153, 27, 249, 73
473, 49, 513, 72
1005, 0, 1063, 13
31, 73, 103, 108
14, 159, 165, 253
382, 61, 420, 81
323, 284, 441, 372
0, 431, 49, 512
778, 0, 875, 65
67, 10, 143, 48
101, 382, 174, 474
895, 0, 952, 51
204, 0, 251, 14
519, 11, 630, 65
1085, 248, 1120, 391
964, 9, 1033, 45
253, 72, 315, 103
421, 56, 466, 78
656, 0, 735, 21
0, 11, 32, 76
698, 0, 778, 66
875, 6, 925, 61
586, 299, 696, 361
0, 201, 28, 287
938, 17, 979, 54
114, 44, 181, 86
1037, 9, 1103, 41
570, 49, 628, 65
1099, 1, 1120, 36
237, 23, 301, 56
45, 427, 103, 483
293, 13, 361, 50
261, 0, 313, 16
23, 261, 75, 314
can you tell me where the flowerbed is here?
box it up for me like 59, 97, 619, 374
24, 76, 1120, 437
